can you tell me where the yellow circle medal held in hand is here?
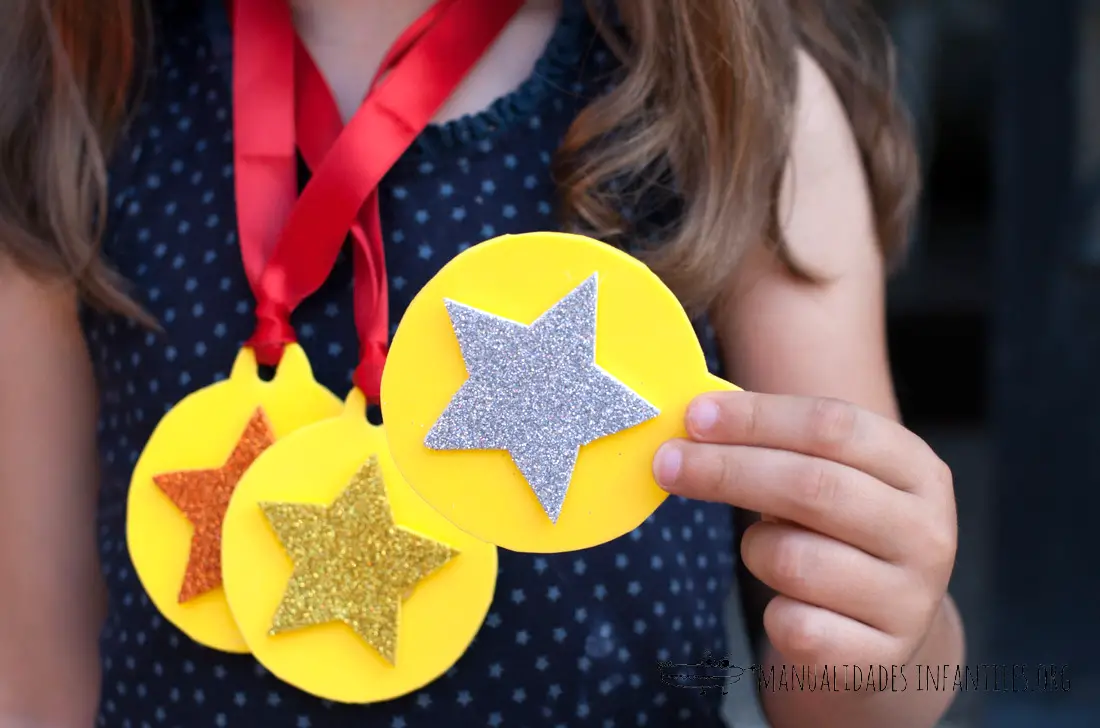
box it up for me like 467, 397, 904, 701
127, 345, 342, 653
381, 232, 741, 553
220, 389, 498, 703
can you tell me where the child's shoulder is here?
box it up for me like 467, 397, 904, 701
778, 50, 884, 278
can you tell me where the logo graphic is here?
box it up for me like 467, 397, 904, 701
656, 652, 761, 696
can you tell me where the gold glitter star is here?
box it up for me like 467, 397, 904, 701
260, 457, 459, 664
154, 408, 276, 603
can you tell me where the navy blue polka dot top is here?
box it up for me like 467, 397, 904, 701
84, 1, 738, 725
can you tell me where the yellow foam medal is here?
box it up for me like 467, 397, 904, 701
220, 389, 498, 703
381, 232, 740, 553
127, 345, 342, 653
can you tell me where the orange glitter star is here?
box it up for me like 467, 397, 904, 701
153, 408, 276, 603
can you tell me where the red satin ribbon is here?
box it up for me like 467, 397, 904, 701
230, 0, 523, 399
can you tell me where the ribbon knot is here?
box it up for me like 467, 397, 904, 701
248, 299, 296, 367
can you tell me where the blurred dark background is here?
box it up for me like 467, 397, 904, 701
885, 2, 996, 725
726, 2, 1099, 726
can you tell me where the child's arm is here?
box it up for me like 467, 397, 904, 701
712, 52, 963, 728
0, 263, 103, 726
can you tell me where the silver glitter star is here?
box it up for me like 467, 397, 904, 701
425, 274, 660, 523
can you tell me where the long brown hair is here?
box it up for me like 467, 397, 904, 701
1, 0, 916, 319
1, 0, 147, 319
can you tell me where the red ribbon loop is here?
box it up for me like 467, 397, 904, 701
231, 0, 523, 394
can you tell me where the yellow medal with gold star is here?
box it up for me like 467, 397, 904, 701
261, 456, 458, 663
220, 389, 497, 703
127, 345, 342, 653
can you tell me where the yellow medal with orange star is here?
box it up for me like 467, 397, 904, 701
128, 348, 341, 653
381, 231, 741, 554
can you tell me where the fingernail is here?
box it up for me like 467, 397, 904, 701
688, 399, 719, 434
653, 443, 682, 490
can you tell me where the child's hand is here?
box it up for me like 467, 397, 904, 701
653, 392, 957, 668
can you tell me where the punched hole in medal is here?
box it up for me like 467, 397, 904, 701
257, 364, 277, 382
367, 404, 384, 426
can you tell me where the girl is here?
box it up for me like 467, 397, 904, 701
0, 0, 963, 726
